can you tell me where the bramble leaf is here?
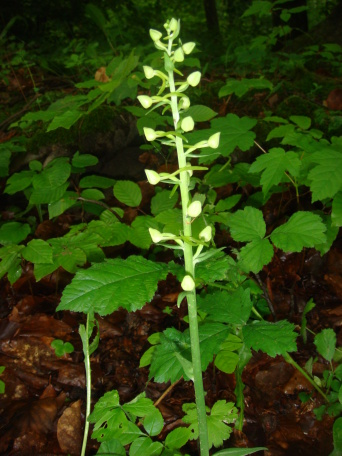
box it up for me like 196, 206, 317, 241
270, 211, 326, 252
242, 320, 298, 356
238, 238, 274, 274
249, 147, 301, 195
308, 147, 342, 202
228, 207, 266, 241
57, 256, 168, 315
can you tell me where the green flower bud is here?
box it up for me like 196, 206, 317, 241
179, 96, 190, 110
199, 226, 212, 242
208, 132, 220, 149
149, 228, 164, 243
168, 18, 180, 38
182, 42, 196, 54
143, 66, 155, 79
187, 71, 201, 87
181, 275, 195, 291
144, 127, 158, 141
187, 200, 202, 218
145, 169, 161, 185
149, 29, 163, 42
174, 47, 184, 62
181, 116, 195, 132
137, 95, 153, 109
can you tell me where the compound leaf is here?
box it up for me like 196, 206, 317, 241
228, 207, 266, 242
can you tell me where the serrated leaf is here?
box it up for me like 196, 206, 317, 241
57, 256, 168, 315
228, 207, 266, 242
185, 105, 217, 122
215, 350, 240, 374
249, 148, 301, 195
308, 147, 342, 201
165, 427, 192, 450
22, 239, 53, 264
79, 175, 116, 188
196, 252, 234, 283
199, 322, 230, 371
270, 211, 326, 252
97, 440, 126, 456
114, 180, 142, 207
30, 182, 69, 205
239, 238, 274, 273
242, 320, 298, 356
314, 328, 336, 362
332, 192, 342, 227
266, 124, 295, 141
198, 289, 253, 325
219, 78, 273, 98
151, 189, 178, 215
0, 222, 31, 246
215, 195, 241, 212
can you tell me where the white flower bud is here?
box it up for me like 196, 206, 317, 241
174, 47, 184, 62
187, 200, 202, 218
182, 42, 196, 54
181, 275, 195, 291
181, 116, 195, 132
187, 71, 201, 87
208, 132, 220, 149
143, 127, 158, 142
143, 66, 155, 79
149, 228, 163, 243
199, 226, 212, 242
137, 95, 153, 109
149, 29, 163, 42
145, 169, 161, 185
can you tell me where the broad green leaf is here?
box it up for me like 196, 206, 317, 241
219, 78, 273, 98
196, 252, 235, 283
215, 195, 241, 212
123, 396, 155, 418
289, 115, 311, 130
249, 148, 301, 195
0, 149, 11, 177
266, 124, 295, 141
198, 289, 253, 326
30, 182, 69, 205
56, 247, 87, 273
5, 170, 35, 194
228, 207, 266, 242
332, 192, 342, 227
81, 188, 105, 200
155, 208, 182, 233
34, 262, 59, 281
0, 222, 31, 246
242, 1, 272, 18
79, 175, 116, 188
96, 440, 126, 456
72, 152, 98, 168
57, 256, 168, 315
88, 219, 130, 247
185, 105, 217, 122
315, 214, 339, 256
308, 147, 342, 201
270, 211, 326, 252
332, 417, 342, 453
151, 189, 178, 216
149, 328, 191, 383
22, 239, 53, 264
239, 238, 274, 273
129, 437, 163, 456
199, 322, 230, 371
314, 328, 336, 362
164, 427, 192, 450
48, 191, 78, 218
242, 320, 298, 356
114, 180, 142, 207
142, 408, 164, 436
0, 245, 23, 280
47, 110, 83, 131
129, 216, 160, 249
204, 165, 238, 187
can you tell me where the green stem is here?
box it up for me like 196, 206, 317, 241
283, 352, 328, 402
81, 314, 92, 456
167, 52, 209, 456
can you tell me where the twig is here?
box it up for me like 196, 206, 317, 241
154, 378, 182, 407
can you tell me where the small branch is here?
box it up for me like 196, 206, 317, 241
154, 378, 182, 407
77, 197, 123, 221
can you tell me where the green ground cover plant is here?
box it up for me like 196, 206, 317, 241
1, 2, 342, 454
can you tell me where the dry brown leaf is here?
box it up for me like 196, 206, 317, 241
57, 399, 83, 455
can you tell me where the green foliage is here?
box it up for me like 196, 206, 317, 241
0, 366, 5, 394
51, 339, 74, 357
